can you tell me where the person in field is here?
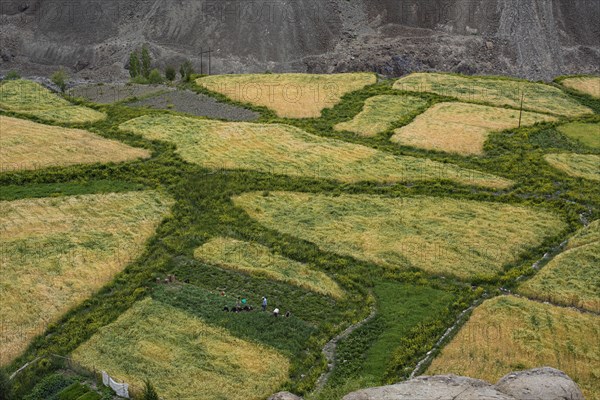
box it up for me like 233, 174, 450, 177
273, 308, 280, 317
262, 296, 267, 311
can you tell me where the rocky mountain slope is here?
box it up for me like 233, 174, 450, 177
1, 0, 598, 81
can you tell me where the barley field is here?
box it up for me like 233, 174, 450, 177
194, 237, 344, 298
196, 73, 377, 118
557, 122, 600, 149
0, 79, 106, 123
427, 295, 600, 400
119, 114, 512, 188
560, 76, 600, 98
72, 298, 290, 400
0, 115, 150, 172
391, 102, 555, 155
232, 192, 566, 280
544, 153, 600, 181
0, 191, 173, 365
333, 95, 429, 137
393, 73, 593, 117
518, 220, 600, 313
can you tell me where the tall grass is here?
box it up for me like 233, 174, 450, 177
560, 76, 600, 99
544, 153, 600, 181
557, 122, 600, 149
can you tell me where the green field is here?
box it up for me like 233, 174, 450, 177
557, 122, 600, 149
544, 153, 600, 181
233, 192, 566, 280
195, 237, 344, 298
73, 298, 290, 400
391, 102, 555, 155
197, 73, 376, 118
119, 114, 512, 188
0, 191, 173, 365
427, 295, 600, 400
333, 95, 429, 137
518, 220, 600, 313
0, 79, 106, 123
393, 73, 593, 117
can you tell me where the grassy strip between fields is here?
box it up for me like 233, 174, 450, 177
72, 298, 290, 400
196, 73, 377, 118
517, 220, 600, 313
427, 295, 600, 400
119, 114, 512, 188
194, 237, 344, 298
0, 191, 173, 366
394, 73, 593, 117
544, 153, 600, 181
391, 102, 556, 155
0, 115, 150, 172
0, 80, 106, 123
232, 192, 567, 281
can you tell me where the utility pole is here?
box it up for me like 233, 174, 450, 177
199, 48, 213, 75
518, 91, 524, 128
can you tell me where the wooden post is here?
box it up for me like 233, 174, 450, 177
518, 91, 524, 128
208, 48, 212, 75
200, 47, 203, 75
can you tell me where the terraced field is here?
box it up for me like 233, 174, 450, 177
0, 115, 150, 172
119, 114, 512, 188
0, 80, 106, 123
391, 102, 555, 155
557, 122, 600, 149
394, 73, 593, 117
197, 73, 376, 118
333, 95, 429, 137
544, 153, 600, 181
195, 237, 343, 298
0, 191, 173, 365
427, 296, 600, 400
518, 220, 600, 313
560, 76, 600, 98
232, 192, 566, 280
73, 298, 289, 400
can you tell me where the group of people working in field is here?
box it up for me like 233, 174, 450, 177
222, 295, 291, 317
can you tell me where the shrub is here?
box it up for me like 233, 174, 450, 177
129, 50, 140, 78
179, 60, 194, 82
22, 373, 74, 400
141, 45, 151, 79
4, 70, 20, 80
148, 69, 164, 84
141, 380, 160, 400
0, 368, 12, 400
165, 66, 176, 81
51, 69, 68, 93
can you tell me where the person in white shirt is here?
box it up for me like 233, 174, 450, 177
273, 308, 280, 317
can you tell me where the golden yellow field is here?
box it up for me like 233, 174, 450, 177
561, 76, 600, 98
0, 191, 173, 366
119, 114, 512, 189
0, 79, 106, 123
427, 296, 600, 400
518, 220, 600, 313
0, 116, 150, 172
393, 73, 593, 117
544, 153, 600, 181
232, 192, 566, 280
73, 298, 290, 400
333, 95, 429, 136
391, 102, 556, 155
194, 237, 344, 298
196, 73, 377, 118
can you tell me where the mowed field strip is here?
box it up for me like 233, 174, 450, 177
195, 237, 344, 298
333, 95, 429, 137
544, 153, 600, 181
196, 73, 376, 118
0, 191, 173, 365
518, 220, 600, 313
0, 80, 106, 123
73, 298, 289, 400
232, 192, 566, 280
0, 116, 150, 172
560, 76, 600, 98
393, 73, 593, 117
557, 122, 600, 149
391, 102, 556, 155
427, 296, 600, 400
119, 114, 512, 188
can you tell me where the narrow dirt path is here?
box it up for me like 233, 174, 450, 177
313, 305, 377, 392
